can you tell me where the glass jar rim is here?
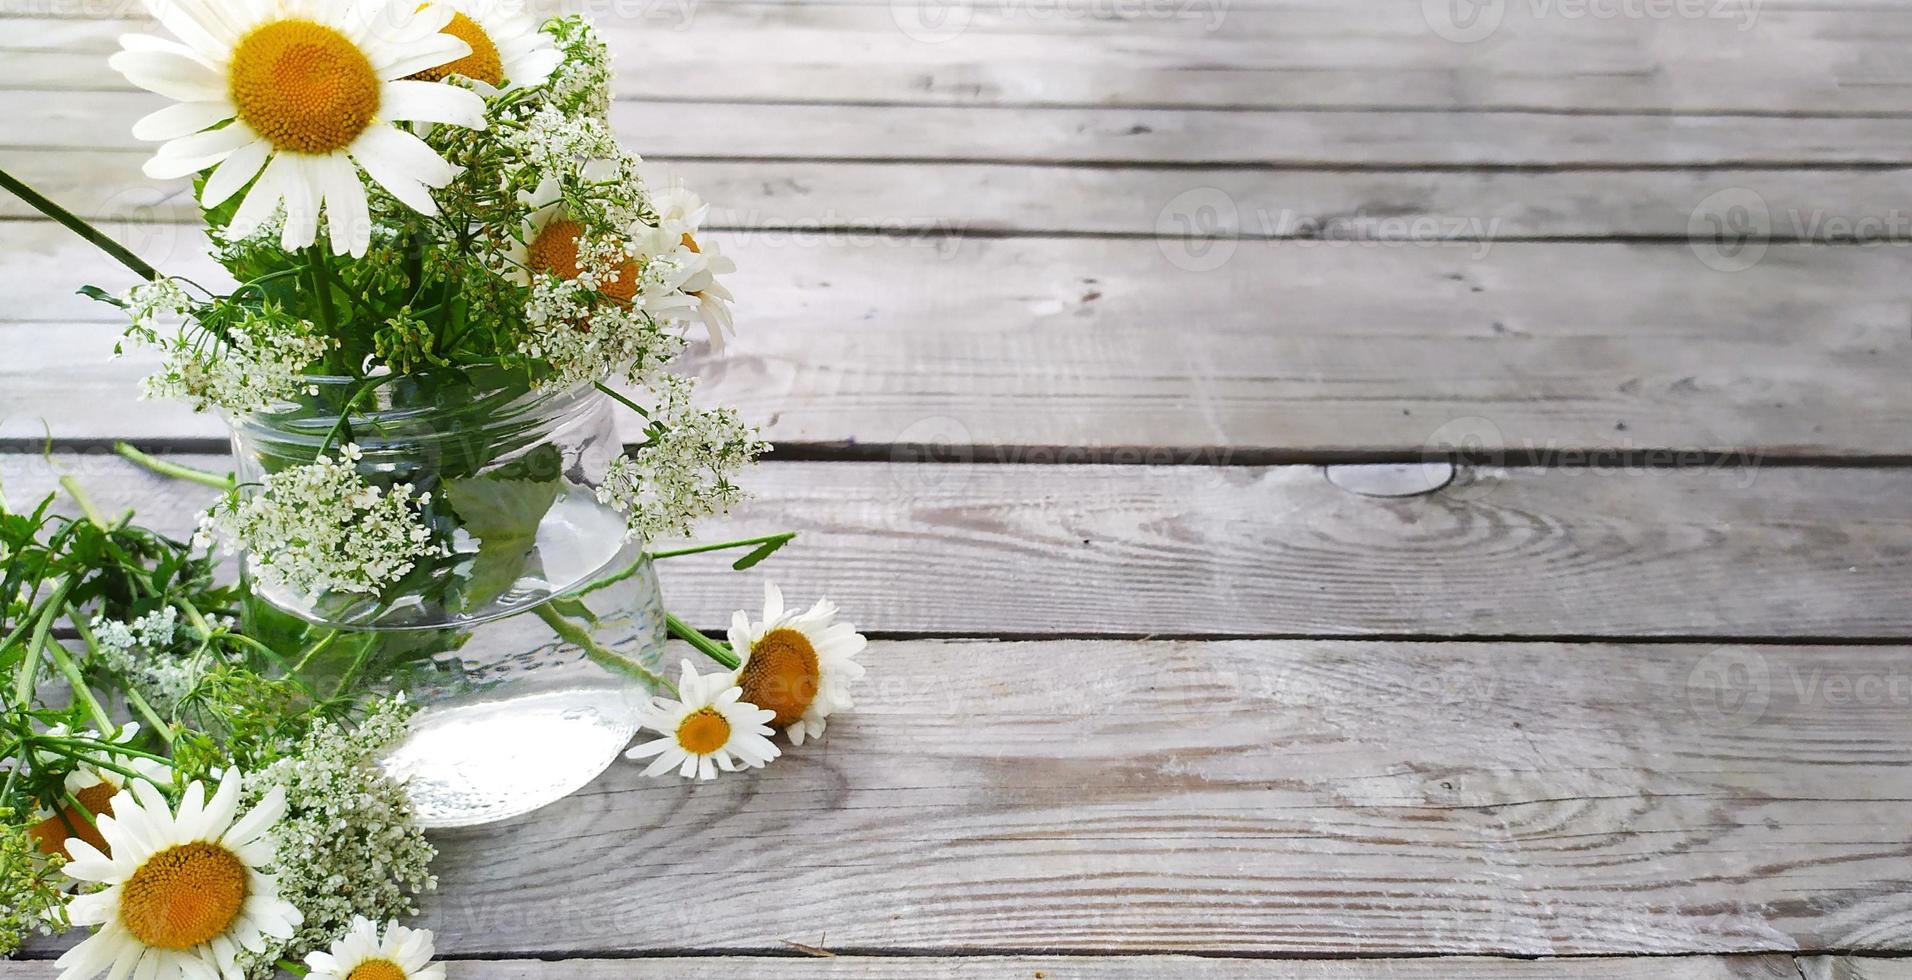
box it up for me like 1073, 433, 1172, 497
225, 371, 603, 450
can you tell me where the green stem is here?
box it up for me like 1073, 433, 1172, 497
73, 616, 175, 744
45, 639, 115, 736
44, 735, 173, 766
647, 532, 796, 561
592, 382, 651, 418
115, 443, 236, 491
15, 578, 71, 705
221, 631, 319, 700
0, 168, 157, 281
534, 603, 667, 689
278, 958, 310, 977
59, 788, 99, 832
289, 629, 340, 674
59, 476, 110, 530
666, 612, 739, 670
304, 245, 340, 337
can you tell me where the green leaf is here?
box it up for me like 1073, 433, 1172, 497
441, 445, 564, 611
732, 534, 794, 571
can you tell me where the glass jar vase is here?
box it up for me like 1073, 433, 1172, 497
228, 371, 665, 828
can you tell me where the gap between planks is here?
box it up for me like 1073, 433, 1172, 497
0, 954, 1896, 978
3, 223, 1909, 458
23, 638, 1912, 957
1, 954, 1903, 977
7, 452, 1912, 639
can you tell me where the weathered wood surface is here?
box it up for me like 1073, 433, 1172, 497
6, 4, 1910, 114
5, 453, 1911, 638
12, 148, 1912, 244
1799, 958, 1912, 980
18, 90, 1912, 166
25, 637, 1912, 956
0, 954, 1823, 978
6, 224, 1909, 456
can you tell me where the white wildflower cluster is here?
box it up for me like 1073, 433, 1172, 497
205, 448, 442, 596
541, 15, 613, 119
0, 815, 68, 956
596, 378, 768, 540
119, 277, 192, 333
236, 699, 436, 979
519, 270, 688, 388
90, 607, 204, 711
128, 305, 335, 413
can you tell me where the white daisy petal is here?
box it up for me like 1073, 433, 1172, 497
370, 30, 470, 79
110, 47, 225, 102
379, 79, 488, 129
131, 100, 233, 141
349, 126, 451, 214
225, 150, 292, 238
200, 134, 270, 207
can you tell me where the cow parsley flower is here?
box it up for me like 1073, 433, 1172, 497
123, 299, 335, 414
540, 15, 612, 118
235, 700, 436, 978
92, 609, 205, 712
595, 378, 766, 540
0, 814, 69, 957
205, 450, 442, 596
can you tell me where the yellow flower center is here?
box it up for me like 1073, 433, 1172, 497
346, 959, 410, 980
408, 12, 503, 86
676, 707, 732, 755
739, 628, 820, 727
526, 218, 638, 304
119, 842, 250, 950
228, 19, 381, 154
680, 232, 701, 253
27, 780, 118, 860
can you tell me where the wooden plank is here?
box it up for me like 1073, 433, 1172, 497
12, 148, 1912, 243
15, 90, 1912, 165
22, 637, 1912, 955
5, 4, 1909, 114
3, 222, 1909, 457
1799, 957, 1912, 980
6, 453, 1912, 637
0, 954, 1818, 978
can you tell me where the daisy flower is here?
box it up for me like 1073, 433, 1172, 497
652, 186, 737, 350
410, 0, 562, 95
625, 660, 780, 781
304, 917, 445, 980
508, 176, 699, 321
26, 724, 170, 861
109, 0, 488, 256
55, 770, 302, 980
728, 582, 866, 745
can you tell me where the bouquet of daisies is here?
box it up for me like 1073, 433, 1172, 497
0, 0, 873, 976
